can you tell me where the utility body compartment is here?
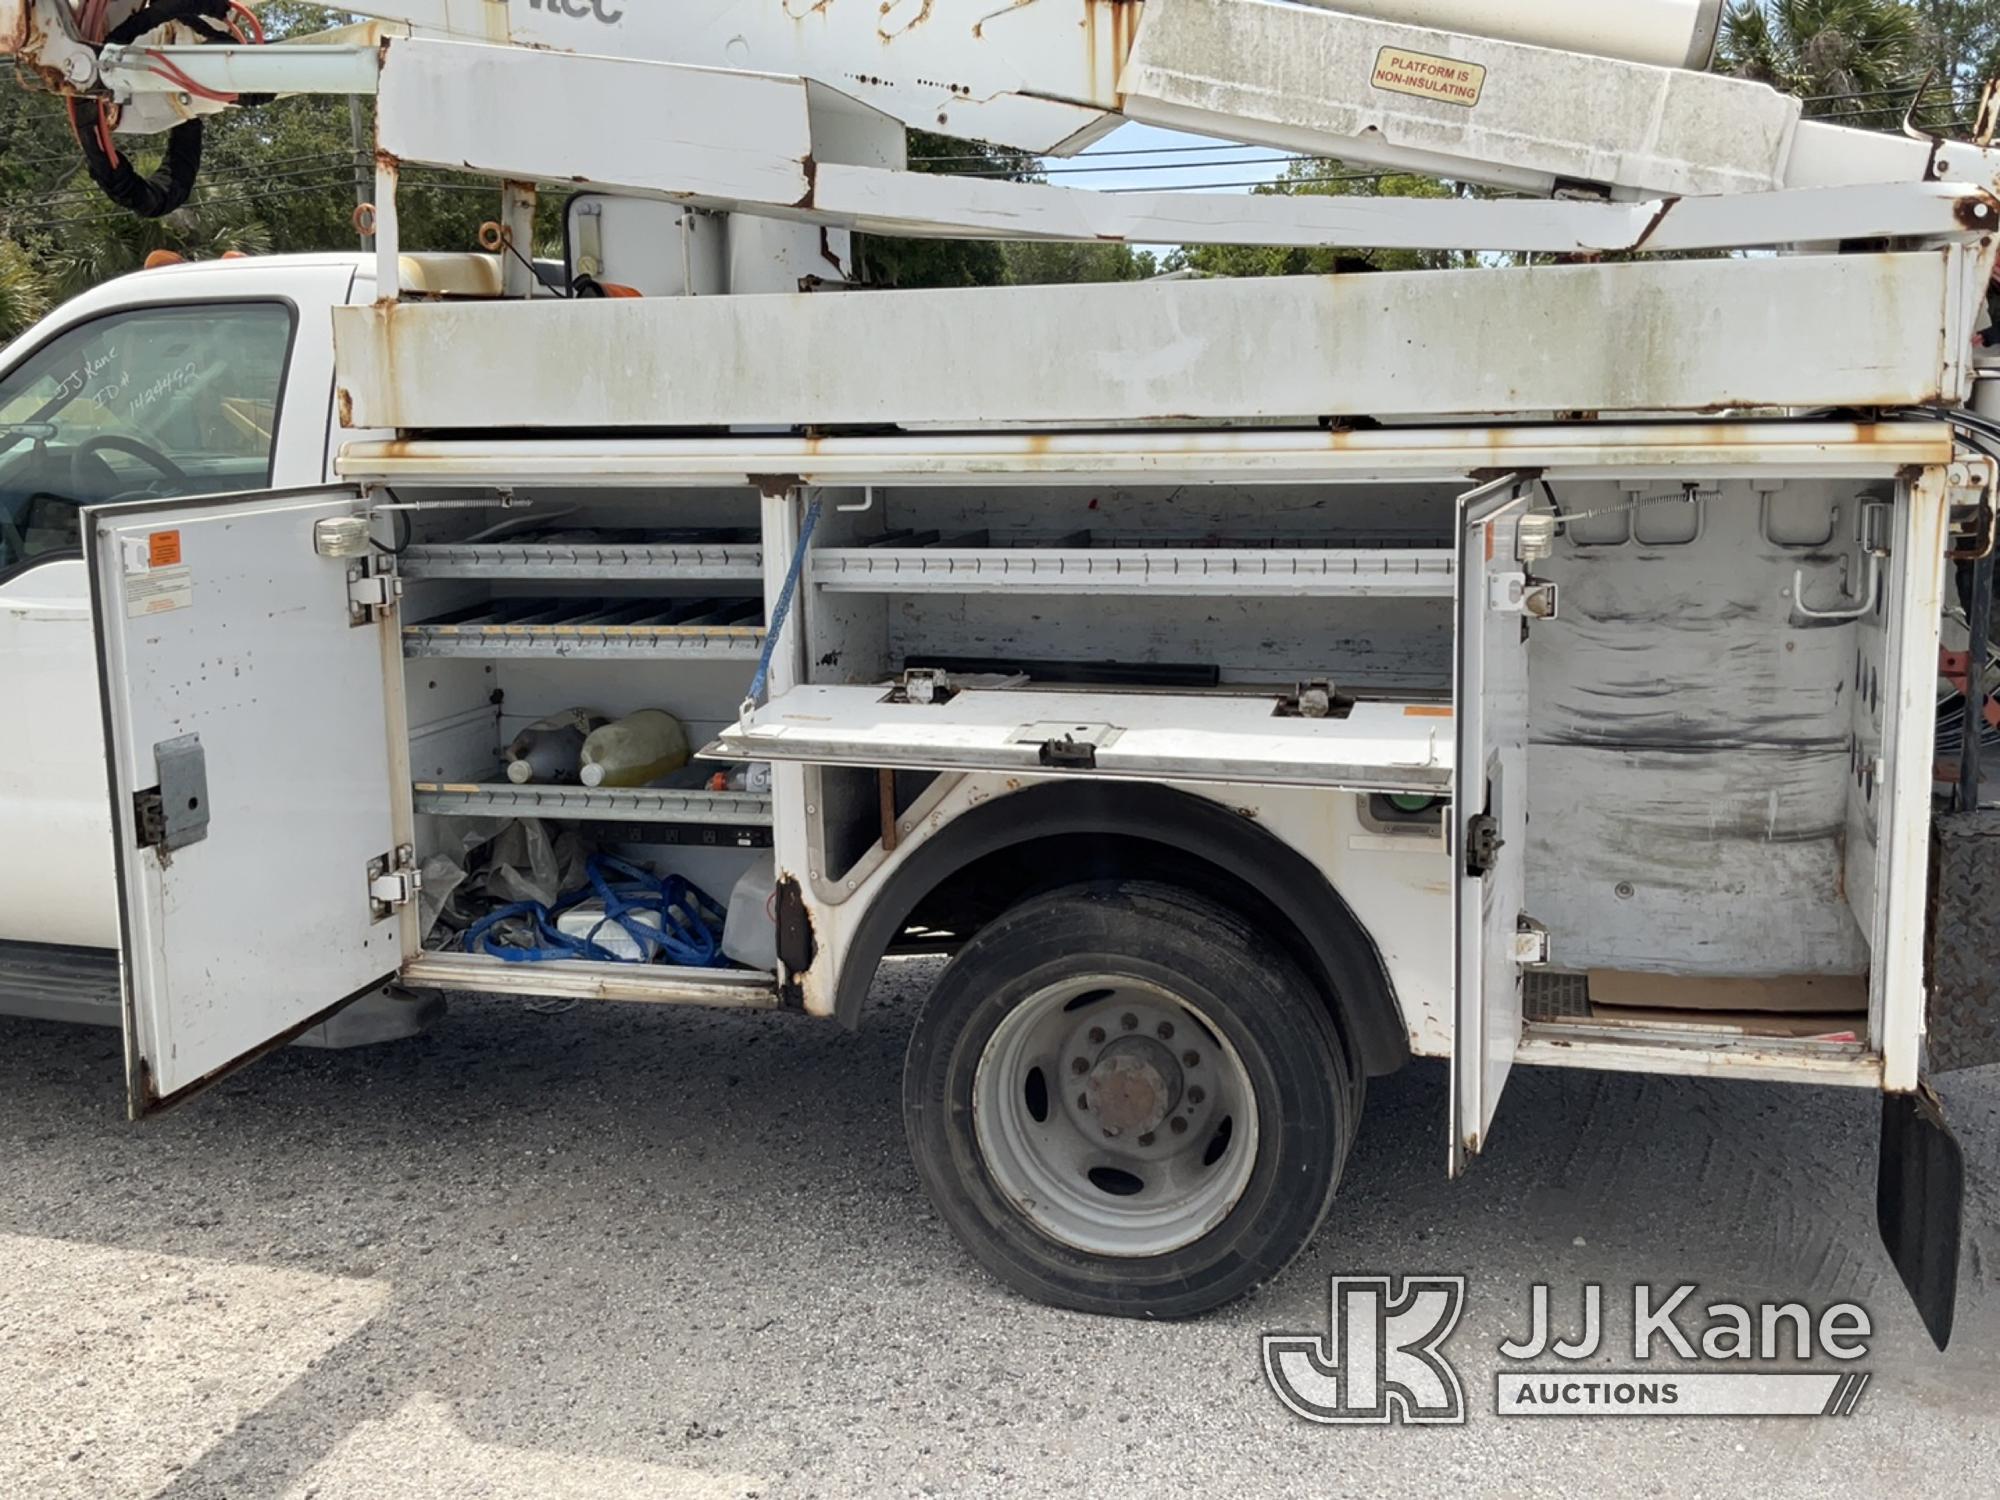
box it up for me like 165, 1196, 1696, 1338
86, 421, 1953, 1130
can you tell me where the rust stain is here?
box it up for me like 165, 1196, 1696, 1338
1625, 195, 1680, 253
1952, 191, 2000, 231
878, 0, 934, 41
748, 472, 808, 497
336, 388, 354, 428
794, 153, 817, 210
1078, 0, 1141, 106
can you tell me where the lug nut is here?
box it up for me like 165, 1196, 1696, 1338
1077, 1093, 1090, 1111
1071, 1057, 1089, 1075
1182, 1050, 1200, 1068
1088, 1026, 1106, 1044
1156, 1021, 1175, 1040
1138, 1131, 1156, 1146
1120, 1012, 1138, 1031
1188, 1085, 1205, 1105
1169, 1117, 1188, 1135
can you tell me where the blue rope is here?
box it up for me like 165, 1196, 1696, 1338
745, 493, 824, 710
463, 855, 729, 967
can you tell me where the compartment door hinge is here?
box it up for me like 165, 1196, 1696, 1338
367, 846, 421, 920
347, 566, 402, 626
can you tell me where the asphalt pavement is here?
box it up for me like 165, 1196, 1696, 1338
2, 959, 1996, 1500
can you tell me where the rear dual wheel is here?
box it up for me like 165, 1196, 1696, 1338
903, 881, 1359, 1317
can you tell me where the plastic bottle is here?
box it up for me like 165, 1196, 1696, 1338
721, 858, 777, 971
503, 708, 607, 785
704, 762, 774, 794
578, 709, 691, 788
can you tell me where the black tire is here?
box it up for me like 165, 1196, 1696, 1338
902, 879, 1360, 1317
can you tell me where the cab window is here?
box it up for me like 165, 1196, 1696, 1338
0, 301, 294, 574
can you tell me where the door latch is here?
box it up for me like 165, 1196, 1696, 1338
884, 668, 958, 706
347, 565, 402, 626
1511, 918, 1550, 966
1038, 735, 1098, 769
367, 846, 421, 920
1489, 573, 1558, 619
1273, 680, 1354, 719
1465, 812, 1503, 877
1947, 457, 1996, 561
134, 733, 209, 861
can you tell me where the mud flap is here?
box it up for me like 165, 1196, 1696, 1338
1876, 1088, 1963, 1351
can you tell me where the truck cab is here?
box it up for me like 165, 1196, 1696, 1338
0, 253, 418, 1037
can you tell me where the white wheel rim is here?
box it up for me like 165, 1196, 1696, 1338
971, 975, 1260, 1257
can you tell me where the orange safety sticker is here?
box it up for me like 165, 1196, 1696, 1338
148, 530, 182, 568
1404, 705, 1454, 718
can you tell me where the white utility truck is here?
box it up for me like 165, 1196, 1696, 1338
4, 0, 1999, 1342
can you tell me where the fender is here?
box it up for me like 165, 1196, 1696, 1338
833, 781, 1411, 1077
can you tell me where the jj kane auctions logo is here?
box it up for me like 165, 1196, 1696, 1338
1265, 1277, 1874, 1423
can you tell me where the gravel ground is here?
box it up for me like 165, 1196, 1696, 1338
2, 960, 1997, 1500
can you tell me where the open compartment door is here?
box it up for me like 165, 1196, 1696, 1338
706, 685, 1451, 793
88, 488, 404, 1118
1450, 475, 1542, 1174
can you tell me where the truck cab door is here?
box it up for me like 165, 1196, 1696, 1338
88, 486, 405, 1118
1450, 474, 1544, 1174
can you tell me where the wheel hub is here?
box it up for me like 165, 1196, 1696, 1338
972, 976, 1260, 1257
1083, 1037, 1182, 1136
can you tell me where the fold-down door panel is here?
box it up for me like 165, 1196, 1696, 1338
706, 685, 1452, 791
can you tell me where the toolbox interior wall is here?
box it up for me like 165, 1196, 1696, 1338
1526, 478, 1876, 976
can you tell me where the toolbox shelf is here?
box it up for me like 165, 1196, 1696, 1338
399, 530, 763, 581
412, 781, 773, 827
403, 596, 766, 659
811, 533, 1454, 596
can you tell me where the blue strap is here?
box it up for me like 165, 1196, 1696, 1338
464, 856, 729, 967
745, 492, 824, 710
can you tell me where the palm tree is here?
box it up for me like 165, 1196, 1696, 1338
1720, 0, 1948, 130
0, 239, 52, 345
38, 186, 272, 303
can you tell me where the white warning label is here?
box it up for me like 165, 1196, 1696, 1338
126, 565, 193, 618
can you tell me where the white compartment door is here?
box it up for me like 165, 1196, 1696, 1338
706, 686, 1452, 793
1450, 475, 1540, 1174
89, 488, 402, 1118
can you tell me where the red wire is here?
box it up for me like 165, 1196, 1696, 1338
227, 2, 266, 46
144, 49, 238, 104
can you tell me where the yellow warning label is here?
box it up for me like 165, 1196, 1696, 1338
1371, 46, 1485, 108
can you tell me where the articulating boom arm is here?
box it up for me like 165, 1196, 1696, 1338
3, 0, 1999, 251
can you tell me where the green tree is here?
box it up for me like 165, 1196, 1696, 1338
1175, 159, 1472, 278
1002, 240, 1158, 285
1719, 0, 1939, 128
0, 238, 52, 344
853, 130, 1042, 288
